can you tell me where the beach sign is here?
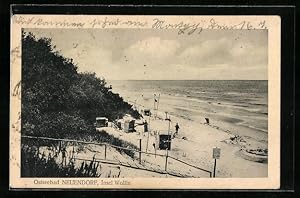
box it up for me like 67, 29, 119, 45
213, 147, 221, 159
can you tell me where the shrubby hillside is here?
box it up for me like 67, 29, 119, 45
21, 32, 140, 138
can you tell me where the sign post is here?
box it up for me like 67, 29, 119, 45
212, 147, 221, 177
139, 139, 142, 164
165, 148, 168, 171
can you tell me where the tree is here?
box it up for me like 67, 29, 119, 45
21, 31, 140, 138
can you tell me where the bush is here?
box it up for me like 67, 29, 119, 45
21, 145, 102, 177
21, 31, 141, 138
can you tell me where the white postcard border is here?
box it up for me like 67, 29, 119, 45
10, 15, 281, 189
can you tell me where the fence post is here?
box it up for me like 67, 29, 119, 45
213, 158, 217, 177
58, 140, 61, 153
165, 149, 168, 171
104, 144, 107, 160
139, 139, 142, 164
146, 131, 150, 153
72, 146, 75, 160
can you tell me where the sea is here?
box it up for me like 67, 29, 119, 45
108, 80, 268, 142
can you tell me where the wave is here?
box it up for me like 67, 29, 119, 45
237, 122, 268, 133
248, 102, 267, 106
166, 94, 267, 118
171, 105, 268, 135
111, 80, 268, 139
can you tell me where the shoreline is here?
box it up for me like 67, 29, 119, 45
111, 88, 268, 142
101, 105, 268, 178
104, 81, 268, 177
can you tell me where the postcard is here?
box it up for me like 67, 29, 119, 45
10, 14, 281, 189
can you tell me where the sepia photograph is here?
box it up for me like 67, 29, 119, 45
10, 15, 281, 189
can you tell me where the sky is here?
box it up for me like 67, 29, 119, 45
26, 28, 268, 80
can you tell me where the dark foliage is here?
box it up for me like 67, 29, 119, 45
21, 145, 102, 177
21, 31, 140, 138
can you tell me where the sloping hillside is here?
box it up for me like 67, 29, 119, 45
21, 31, 140, 139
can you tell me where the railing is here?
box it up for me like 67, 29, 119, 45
21, 135, 212, 178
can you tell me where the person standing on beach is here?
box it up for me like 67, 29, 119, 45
144, 120, 148, 132
174, 123, 180, 136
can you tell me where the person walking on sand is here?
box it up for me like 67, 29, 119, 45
174, 123, 180, 136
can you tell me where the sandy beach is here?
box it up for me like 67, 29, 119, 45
98, 95, 268, 178
89, 80, 269, 178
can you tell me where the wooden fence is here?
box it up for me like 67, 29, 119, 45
21, 135, 212, 178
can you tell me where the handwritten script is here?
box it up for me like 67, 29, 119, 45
13, 16, 268, 36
